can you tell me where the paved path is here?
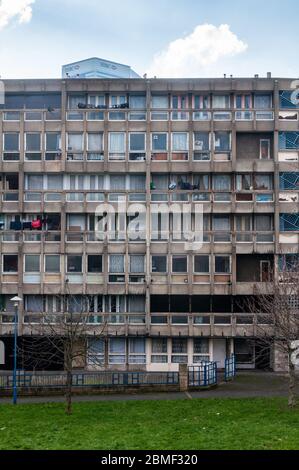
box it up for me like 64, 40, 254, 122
1, 372, 298, 404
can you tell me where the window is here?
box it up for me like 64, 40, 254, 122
194, 95, 209, 109
152, 133, 167, 151
67, 255, 82, 273
279, 90, 299, 109
172, 133, 188, 151
67, 134, 83, 160
279, 254, 299, 272
3, 254, 18, 273
151, 338, 168, 363
87, 255, 102, 273
193, 338, 209, 361
254, 174, 273, 190
129, 174, 146, 190
235, 94, 252, 109
45, 255, 60, 273
87, 338, 105, 365
279, 173, 299, 190
213, 215, 230, 231
260, 139, 270, 159
194, 255, 209, 273
194, 132, 210, 151
109, 338, 126, 364
280, 214, 299, 232
25, 133, 41, 152
109, 255, 124, 273
213, 175, 231, 191
25, 295, 43, 313
129, 95, 146, 109
25, 255, 40, 272
3, 133, 19, 160
279, 132, 299, 150
212, 95, 230, 109
193, 174, 209, 190
151, 95, 168, 108
130, 255, 144, 273
236, 174, 252, 191
110, 95, 127, 107
255, 215, 273, 231
152, 255, 167, 273
129, 338, 146, 364
109, 132, 126, 160
27, 175, 43, 190
87, 133, 103, 151
254, 94, 272, 109
172, 255, 187, 273
214, 132, 231, 152
129, 133, 145, 160
45, 133, 61, 160
215, 256, 231, 273
172, 338, 188, 363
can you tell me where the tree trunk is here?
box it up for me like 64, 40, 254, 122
288, 356, 296, 408
65, 368, 73, 415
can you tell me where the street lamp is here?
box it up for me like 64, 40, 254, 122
10, 296, 22, 405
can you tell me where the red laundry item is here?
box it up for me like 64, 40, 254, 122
31, 219, 42, 229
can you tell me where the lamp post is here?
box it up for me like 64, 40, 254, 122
10, 296, 22, 405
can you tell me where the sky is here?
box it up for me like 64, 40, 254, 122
0, 0, 298, 79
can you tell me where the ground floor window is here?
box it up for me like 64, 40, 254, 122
171, 338, 188, 363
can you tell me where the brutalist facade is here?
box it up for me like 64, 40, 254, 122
0, 76, 298, 372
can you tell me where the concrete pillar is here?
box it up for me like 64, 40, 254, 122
179, 363, 189, 391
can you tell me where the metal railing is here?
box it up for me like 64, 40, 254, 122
224, 354, 237, 381
188, 362, 217, 387
0, 370, 179, 390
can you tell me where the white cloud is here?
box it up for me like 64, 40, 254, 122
0, 0, 35, 30
147, 24, 248, 78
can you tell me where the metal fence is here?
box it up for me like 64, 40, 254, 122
224, 355, 236, 381
0, 370, 179, 390
188, 362, 217, 387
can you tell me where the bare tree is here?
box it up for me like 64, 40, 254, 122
245, 256, 299, 407
21, 285, 106, 414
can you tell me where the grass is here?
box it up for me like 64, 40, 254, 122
0, 397, 299, 450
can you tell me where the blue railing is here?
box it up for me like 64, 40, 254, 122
188, 362, 217, 387
0, 370, 179, 390
224, 354, 236, 381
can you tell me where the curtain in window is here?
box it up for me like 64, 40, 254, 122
213, 175, 231, 190
254, 94, 272, 109
213, 216, 230, 231
194, 132, 209, 151
47, 175, 63, 190
109, 175, 126, 190
152, 174, 168, 189
151, 95, 168, 108
214, 132, 231, 151
129, 95, 146, 109
212, 95, 229, 109
109, 338, 125, 353
128, 295, 145, 313
172, 133, 188, 151
110, 95, 126, 106
129, 338, 145, 353
109, 133, 125, 152
27, 175, 43, 189
255, 215, 272, 231
129, 175, 146, 190
88, 95, 105, 106
68, 95, 85, 108
67, 134, 83, 151
89, 175, 104, 190
109, 255, 124, 273
88, 133, 103, 151
254, 175, 272, 190
26, 295, 43, 312
130, 255, 144, 273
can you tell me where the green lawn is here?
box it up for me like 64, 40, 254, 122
0, 398, 299, 450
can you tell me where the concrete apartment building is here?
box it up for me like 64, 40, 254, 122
0, 75, 298, 372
